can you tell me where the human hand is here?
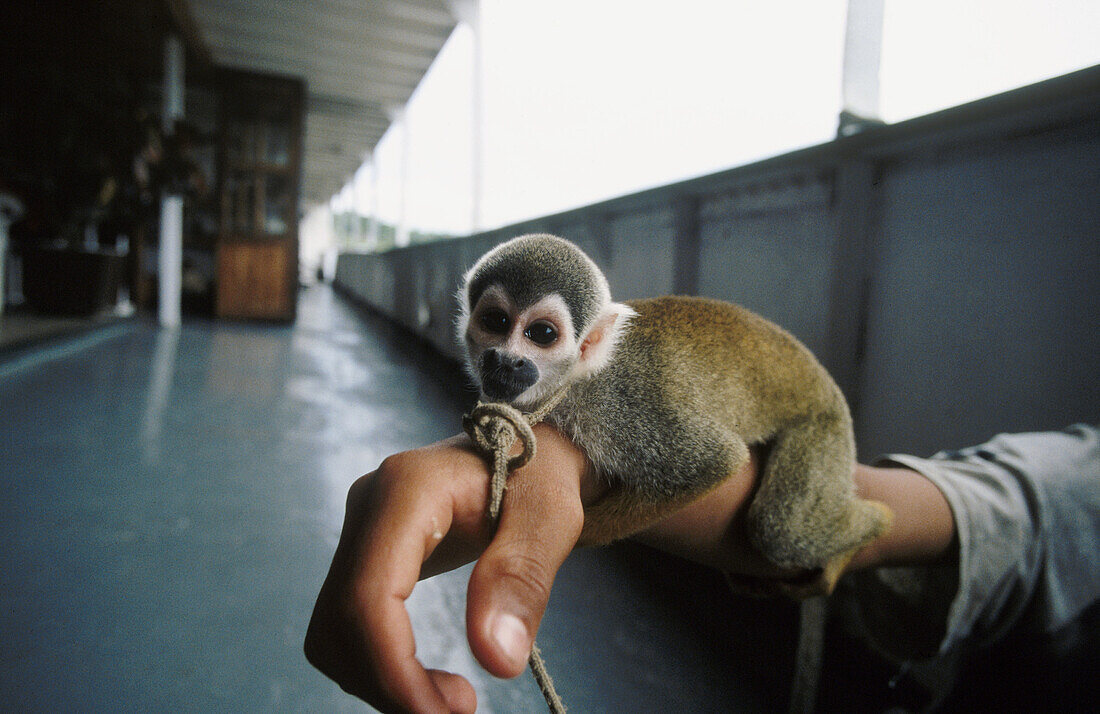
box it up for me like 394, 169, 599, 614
303, 424, 594, 713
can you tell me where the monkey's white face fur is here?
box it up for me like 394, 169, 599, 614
458, 235, 635, 410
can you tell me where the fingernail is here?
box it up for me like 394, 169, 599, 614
491, 612, 530, 667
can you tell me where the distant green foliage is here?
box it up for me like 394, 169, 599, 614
333, 212, 456, 253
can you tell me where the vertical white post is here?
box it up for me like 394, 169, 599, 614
839, 0, 885, 136
159, 35, 185, 327
158, 195, 184, 325
393, 110, 411, 248
450, 0, 483, 234
366, 155, 380, 251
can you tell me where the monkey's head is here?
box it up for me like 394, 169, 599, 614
458, 234, 635, 410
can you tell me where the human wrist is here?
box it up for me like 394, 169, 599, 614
530, 423, 605, 507
848, 464, 956, 571
629, 448, 803, 577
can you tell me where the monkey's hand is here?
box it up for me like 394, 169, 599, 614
304, 426, 591, 714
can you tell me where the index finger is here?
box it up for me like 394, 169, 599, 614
348, 461, 467, 713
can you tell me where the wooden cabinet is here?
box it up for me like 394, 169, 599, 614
216, 242, 295, 320
214, 70, 303, 321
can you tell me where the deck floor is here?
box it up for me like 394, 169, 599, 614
0, 285, 795, 713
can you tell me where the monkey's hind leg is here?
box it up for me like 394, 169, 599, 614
745, 412, 893, 597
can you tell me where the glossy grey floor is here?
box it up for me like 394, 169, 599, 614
0, 286, 796, 713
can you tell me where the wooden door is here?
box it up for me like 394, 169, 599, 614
214, 70, 303, 322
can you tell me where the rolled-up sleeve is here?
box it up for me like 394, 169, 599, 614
841, 424, 1100, 661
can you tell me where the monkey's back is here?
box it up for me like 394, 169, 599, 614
550, 295, 848, 503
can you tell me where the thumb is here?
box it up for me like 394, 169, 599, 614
465, 461, 584, 679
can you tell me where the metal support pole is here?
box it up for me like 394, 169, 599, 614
158, 35, 185, 328
449, 0, 483, 234
366, 154, 380, 251
392, 110, 411, 248
839, 0, 885, 136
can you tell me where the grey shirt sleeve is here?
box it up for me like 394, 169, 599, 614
839, 424, 1100, 661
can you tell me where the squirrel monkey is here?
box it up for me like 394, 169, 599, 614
458, 234, 893, 595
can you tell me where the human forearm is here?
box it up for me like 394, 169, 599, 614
634, 458, 956, 575
846, 463, 955, 570
525, 423, 955, 577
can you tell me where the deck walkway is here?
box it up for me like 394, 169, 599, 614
0, 285, 795, 712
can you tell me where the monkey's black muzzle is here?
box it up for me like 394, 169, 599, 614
479, 349, 539, 402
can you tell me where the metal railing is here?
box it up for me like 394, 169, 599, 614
336, 65, 1100, 457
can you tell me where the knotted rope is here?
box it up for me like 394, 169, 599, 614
462, 390, 569, 714
463, 402, 538, 521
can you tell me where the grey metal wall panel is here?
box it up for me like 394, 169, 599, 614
856, 125, 1100, 457
697, 207, 839, 356
608, 209, 675, 301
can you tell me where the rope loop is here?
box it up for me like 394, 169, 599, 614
463, 401, 537, 473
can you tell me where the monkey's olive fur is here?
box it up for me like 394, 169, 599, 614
459, 234, 893, 596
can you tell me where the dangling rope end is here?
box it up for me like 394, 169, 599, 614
529, 643, 567, 714
487, 461, 507, 521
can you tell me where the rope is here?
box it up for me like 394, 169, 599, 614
462, 389, 569, 714
528, 642, 564, 713
462, 402, 538, 521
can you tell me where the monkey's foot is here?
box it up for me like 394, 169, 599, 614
725, 547, 858, 600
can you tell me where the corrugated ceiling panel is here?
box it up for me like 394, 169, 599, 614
186, 0, 457, 208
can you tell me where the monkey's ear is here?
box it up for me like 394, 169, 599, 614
575, 302, 636, 377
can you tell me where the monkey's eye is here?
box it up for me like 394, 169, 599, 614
524, 321, 558, 346
478, 308, 510, 334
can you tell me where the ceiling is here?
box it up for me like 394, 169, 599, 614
183, 0, 459, 208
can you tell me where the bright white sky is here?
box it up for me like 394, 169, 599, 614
326, 0, 1100, 238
